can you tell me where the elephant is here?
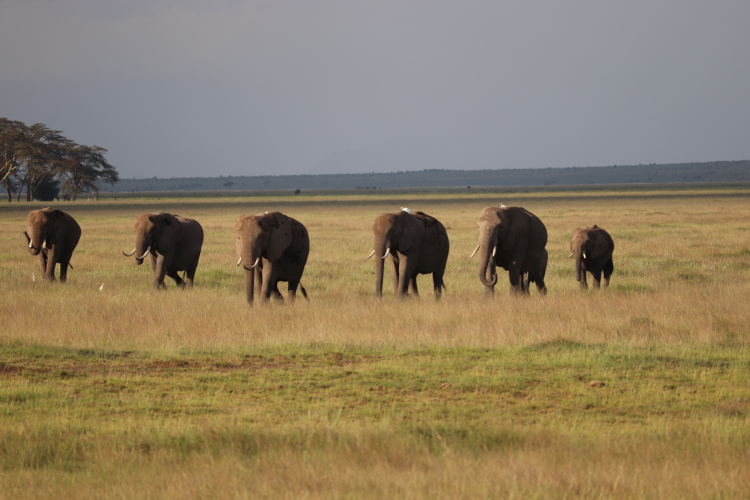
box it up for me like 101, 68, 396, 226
472, 206, 548, 295
569, 225, 614, 289
23, 208, 81, 283
122, 212, 204, 289
234, 211, 309, 305
367, 208, 449, 298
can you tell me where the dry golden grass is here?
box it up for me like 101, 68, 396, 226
1, 186, 749, 350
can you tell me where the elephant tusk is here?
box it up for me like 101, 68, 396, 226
29, 240, 33, 249
138, 246, 151, 260
492, 245, 497, 258
382, 247, 391, 259
250, 257, 261, 268
122, 248, 137, 257
583, 252, 587, 259
469, 245, 480, 259
568, 252, 574, 258
366, 250, 375, 259
236, 257, 242, 267
42, 240, 47, 250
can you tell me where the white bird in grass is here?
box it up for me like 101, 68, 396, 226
32, 273, 35, 282
99, 283, 104, 292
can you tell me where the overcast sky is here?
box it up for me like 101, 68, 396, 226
2, 1, 749, 178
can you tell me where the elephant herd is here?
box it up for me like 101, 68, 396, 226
22, 206, 615, 305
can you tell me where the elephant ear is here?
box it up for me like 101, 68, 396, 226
156, 213, 183, 250
589, 230, 610, 259
502, 209, 527, 252
267, 213, 292, 261
398, 214, 423, 253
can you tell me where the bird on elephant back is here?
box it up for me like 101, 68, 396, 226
234, 211, 310, 306
471, 206, 548, 296
569, 225, 614, 289
23, 208, 81, 283
122, 212, 204, 290
367, 207, 449, 299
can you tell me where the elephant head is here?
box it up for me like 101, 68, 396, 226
474, 207, 527, 288
123, 212, 183, 265
24, 208, 62, 256
234, 212, 293, 304
370, 211, 425, 297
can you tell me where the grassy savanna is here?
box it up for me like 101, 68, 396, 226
1, 186, 749, 498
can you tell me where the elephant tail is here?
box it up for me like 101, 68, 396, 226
299, 284, 309, 301
68, 262, 74, 270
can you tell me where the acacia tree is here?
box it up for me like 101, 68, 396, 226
0, 119, 29, 201
17, 123, 70, 201
0, 117, 119, 202
57, 144, 119, 200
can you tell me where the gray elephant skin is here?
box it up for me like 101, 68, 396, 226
122, 212, 204, 289
234, 211, 309, 305
23, 208, 81, 283
570, 225, 614, 289
474, 206, 548, 295
369, 209, 449, 298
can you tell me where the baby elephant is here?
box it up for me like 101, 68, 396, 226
24, 208, 81, 283
122, 212, 204, 289
569, 225, 614, 289
234, 211, 309, 305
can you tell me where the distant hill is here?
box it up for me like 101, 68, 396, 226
102, 161, 750, 193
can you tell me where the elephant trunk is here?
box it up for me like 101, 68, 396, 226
374, 236, 389, 298
244, 266, 255, 305
134, 233, 151, 265
575, 251, 583, 282
25, 231, 43, 256
241, 242, 262, 305
477, 229, 497, 288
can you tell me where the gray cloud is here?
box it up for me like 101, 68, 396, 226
2, 1, 749, 178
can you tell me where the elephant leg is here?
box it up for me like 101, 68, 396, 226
167, 270, 186, 289
254, 267, 263, 297
508, 264, 523, 295
286, 280, 300, 303
521, 272, 531, 295
603, 258, 614, 287
530, 254, 547, 295
37, 253, 47, 279
184, 261, 198, 288
44, 249, 58, 282
59, 261, 69, 283
591, 269, 602, 289
432, 271, 444, 299
579, 262, 588, 290
535, 275, 547, 295
243, 267, 256, 305
397, 257, 417, 298
390, 258, 400, 297
408, 275, 419, 297
260, 265, 279, 302
153, 254, 169, 289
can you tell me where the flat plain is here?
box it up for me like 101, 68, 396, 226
1, 185, 749, 498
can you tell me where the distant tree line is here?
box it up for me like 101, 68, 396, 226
100, 160, 750, 194
0, 118, 119, 202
